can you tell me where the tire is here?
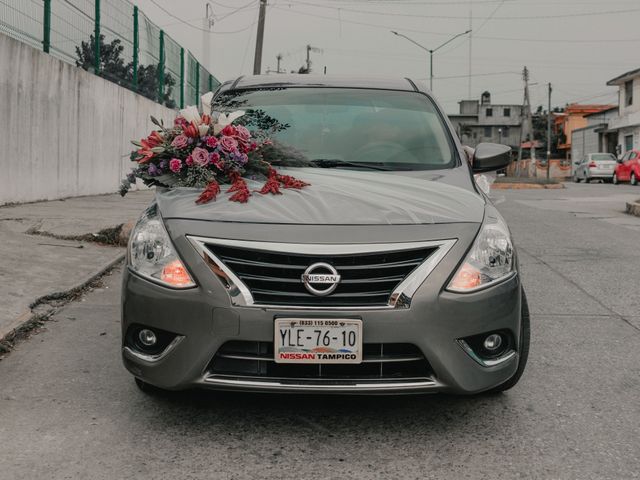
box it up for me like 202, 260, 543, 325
632, 172, 638, 186
486, 288, 530, 393
613, 173, 619, 185
573, 175, 579, 183
584, 176, 590, 183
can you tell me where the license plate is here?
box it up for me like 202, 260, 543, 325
274, 318, 362, 364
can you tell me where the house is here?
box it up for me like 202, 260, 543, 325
448, 91, 523, 150
570, 106, 619, 166
553, 104, 615, 159
606, 67, 640, 155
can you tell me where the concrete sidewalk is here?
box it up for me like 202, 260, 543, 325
0, 190, 153, 346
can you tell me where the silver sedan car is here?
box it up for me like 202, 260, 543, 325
122, 75, 529, 396
573, 153, 617, 183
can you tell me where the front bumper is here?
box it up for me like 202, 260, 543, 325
121, 267, 522, 395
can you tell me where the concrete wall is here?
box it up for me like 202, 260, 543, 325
0, 33, 175, 205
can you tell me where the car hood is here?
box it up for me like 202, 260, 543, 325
156, 168, 485, 225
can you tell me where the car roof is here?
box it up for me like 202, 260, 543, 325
218, 74, 421, 93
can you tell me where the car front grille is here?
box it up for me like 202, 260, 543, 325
202, 243, 438, 307
207, 341, 433, 383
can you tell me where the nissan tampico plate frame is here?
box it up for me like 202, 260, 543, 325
274, 318, 363, 364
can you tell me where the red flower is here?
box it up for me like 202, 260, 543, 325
259, 168, 282, 196
221, 125, 237, 137
182, 121, 199, 138
196, 180, 221, 204
277, 172, 310, 189
227, 172, 251, 203
201, 114, 211, 125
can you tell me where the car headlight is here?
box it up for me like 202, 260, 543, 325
129, 204, 196, 289
447, 215, 515, 293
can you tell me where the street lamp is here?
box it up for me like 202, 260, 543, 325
391, 29, 471, 92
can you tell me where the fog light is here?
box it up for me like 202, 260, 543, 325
138, 329, 157, 347
483, 333, 503, 351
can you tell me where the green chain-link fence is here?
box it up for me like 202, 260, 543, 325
0, 0, 220, 109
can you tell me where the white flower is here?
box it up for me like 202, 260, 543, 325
213, 110, 245, 134
179, 105, 201, 124
198, 124, 210, 137
201, 92, 214, 116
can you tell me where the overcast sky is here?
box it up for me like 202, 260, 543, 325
133, 0, 639, 113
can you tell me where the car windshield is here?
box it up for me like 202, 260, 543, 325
215, 87, 456, 171
592, 154, 616, 161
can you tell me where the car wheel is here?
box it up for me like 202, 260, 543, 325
584, 176, 590, 183
632, 173, 638, 186
573, 175, 579, 183
613, 173, 619, 185
486, 288, 530, 393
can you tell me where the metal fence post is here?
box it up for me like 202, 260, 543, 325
94, 0, 100, 74
132, 6, 138, 90
195, 60, 200, 105
180, 48, 185, 108
43, 0, 51, 53
208, 74, 213, 93
158, 30, 165, 104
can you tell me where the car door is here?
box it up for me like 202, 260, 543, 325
579, 156, 589, 179
617, 152, 631, 180
630, 151, 640, 179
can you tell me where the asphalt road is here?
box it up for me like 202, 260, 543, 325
1, 182, 639, 480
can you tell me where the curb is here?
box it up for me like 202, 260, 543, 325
492, 182, 565, 190
626, 199, 640, 217
0, 252, 125, 346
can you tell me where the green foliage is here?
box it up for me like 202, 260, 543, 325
75, 34, 176, 108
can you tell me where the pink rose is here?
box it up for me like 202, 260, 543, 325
220, 136, 238, 153
171, 134, 189, 149
191, 147, 209, 167
205, 136, 218, 148
185, 155, 194, 166
169, 158, 182, 173
235, 125, 251, 142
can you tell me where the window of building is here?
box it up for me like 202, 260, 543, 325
503, 108, 511, 117
484, 126, 492, 137
625, 80, 633, 106
625, 134, 634, 152
486, 108, 493, 117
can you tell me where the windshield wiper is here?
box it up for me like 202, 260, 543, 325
310, 159, 394, 171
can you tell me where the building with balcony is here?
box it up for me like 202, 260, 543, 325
554, 104, 615, 159
448, 91, 523, 150
606, 67, 640, 154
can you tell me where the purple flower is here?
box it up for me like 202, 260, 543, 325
169, 158, 182, 173
147, 163, 159, 176
191, 147, 209, 167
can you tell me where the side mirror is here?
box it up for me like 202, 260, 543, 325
574, 161, 581, 165
471, 143, 512, 173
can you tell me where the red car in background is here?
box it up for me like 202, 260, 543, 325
614, 149, 640, 185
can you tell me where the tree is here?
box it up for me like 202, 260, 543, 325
75, 34, 176, 108
75, 34, 130, 88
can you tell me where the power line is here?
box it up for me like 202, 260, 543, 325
148, 0, 257, 34
279, 1, 640, 20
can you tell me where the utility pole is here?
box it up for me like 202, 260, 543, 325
276, 53, 282, 73
202, 3, 214, 72
547, 82, 552, 180
517, 66, 533, 177
304, 45, 322, 73
253, 0, 267, 75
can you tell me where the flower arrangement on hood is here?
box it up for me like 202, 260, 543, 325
120, 92, 309, 204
